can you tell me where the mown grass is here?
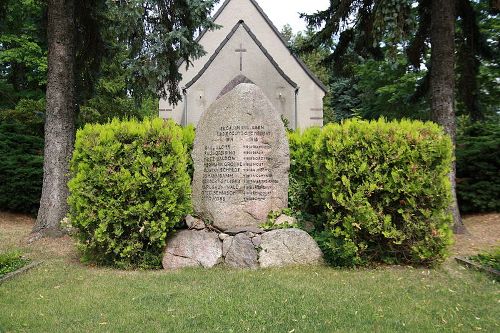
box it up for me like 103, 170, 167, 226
0, 258, 498, 332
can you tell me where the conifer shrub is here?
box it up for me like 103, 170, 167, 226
0, 121, 43, 214
288, 127, 322, 216
456, 118, 500, 213
68, 118, 191, 268
291, 119, 454, 267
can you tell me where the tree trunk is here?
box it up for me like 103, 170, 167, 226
430, 0, 465, 234
32, 0, 76, 238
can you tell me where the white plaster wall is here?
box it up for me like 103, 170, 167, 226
159, 0, 325, 128
186, 26, 296, 126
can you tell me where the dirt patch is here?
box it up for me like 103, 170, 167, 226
1, 211, 499, 264
0, 211, 78, 262
452, 213, 500, 257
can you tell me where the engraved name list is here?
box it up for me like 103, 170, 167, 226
201, 124, 278, 203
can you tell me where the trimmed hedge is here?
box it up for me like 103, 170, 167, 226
290, 119, 454, 267
288, 127, 321, 215
68, 118, 191, 268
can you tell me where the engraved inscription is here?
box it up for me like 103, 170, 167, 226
201, 124, 276, 203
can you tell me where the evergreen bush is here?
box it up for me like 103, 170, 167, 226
288, 127, 322, 217
290, 119, 453, 267
0, 121, 43, 214
456, 118, 500, 213
68, 118, 191, 268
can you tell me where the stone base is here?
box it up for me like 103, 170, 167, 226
162, 218, 324, 270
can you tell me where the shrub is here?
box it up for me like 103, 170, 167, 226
312, 119, 453, 266
456, 117, 500, 213
288, 127, 322, 216
0, 121, 44, 214
68, 118, 191, 269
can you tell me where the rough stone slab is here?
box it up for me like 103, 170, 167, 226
225, 226, 264, 235
162, 254, 199, 270
219, 233, 229, 241
224, 234, 258, 268
192, 83, 290, 231
251, 235, 262, 247
259, 229, 323, 268
222, 236, 234, 257
185, 215, 206, 230
162, 230, 222, 270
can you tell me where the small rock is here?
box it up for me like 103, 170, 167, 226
246, 232, 255, 238
225, 226, 264, 235
185, 215, 206, 230
259, 229, 323, 268
225, 234, 258, 268
222, 236, 234, 257
251, 235, 262, 247
274, 214, 297, 226
219, 233, 229, 241
163, 230, 222, 269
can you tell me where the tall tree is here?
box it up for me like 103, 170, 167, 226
32, 0, 218, 237
32, 0, 76, 238
430, 0, 464, 232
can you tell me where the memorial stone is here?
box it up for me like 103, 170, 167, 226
192, 83, 289, 231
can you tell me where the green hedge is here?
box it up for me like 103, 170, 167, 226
290, 119, 453, 267
0, 121, 44, 214
288, 127, 321, 215
456, 118, 500, 213
68, 118, 191, 268
0, 99, 45, 214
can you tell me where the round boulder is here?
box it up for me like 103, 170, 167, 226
259, 229, 324, 268
163, 230, 222, 270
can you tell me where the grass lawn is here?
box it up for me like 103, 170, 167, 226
1, 212, 499, 332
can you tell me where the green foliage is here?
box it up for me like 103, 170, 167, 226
315, 119, 453, 266
68, 118, 192, 269
0, 250, 29, 278
289, 119, 454, 267
0, 120, 43, 214
470, 247, 500, 272
287, 127, 322, 216
0, 98, 45, 135
109, 0, 219, 105
456, 117, 500, 213
327, 77, 360, 122
0, 0, 47, 109
354, 59, 429, 120
78, 97, 158, 126
260, 209, 299, 230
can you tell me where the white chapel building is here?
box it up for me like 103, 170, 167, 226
159, 0, 327, 129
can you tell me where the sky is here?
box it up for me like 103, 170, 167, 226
213, 0, 330, 33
